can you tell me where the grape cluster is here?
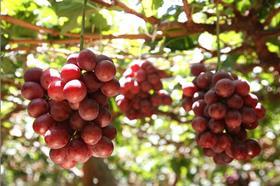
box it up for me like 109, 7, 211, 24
182, 63, 265, 164
21, 49, 119, 169
116, 61, 172, 120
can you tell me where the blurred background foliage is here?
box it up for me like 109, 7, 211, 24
1, 0, 280, 185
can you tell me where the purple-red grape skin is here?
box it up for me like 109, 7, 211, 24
27, 98, 49, 118
21, 82, 45, 100
63, 79, 87, 103
77, 49, 97, 71
24, 67, 43, 83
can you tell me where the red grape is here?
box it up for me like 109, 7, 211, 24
44, 124, 70, 149
79, 98, 99, 121
24, 67, 43, 83
197, 131, 217, 148
77, 49, 97, 71
95, 60, 116, 82
191, 116, 208, 133
49, 101, 71, 121
40, 68, 61, 90
21, 82, 44, 100
245, 139, 261, 158
63, 79, 87, 103
61, 64, 81, 82
215, 79, 235, 98
33, 113, 55, 135
27, 98, 49, 118
67, 53, 79, 65
48, 80, 65, 101
89, 137, 114, 158
81, 72, 102, 92
70, 112, 87, 130
49, 146, 67, 164
234, 80, 250, 96
81, 124, 102, 145
208, 103, 227, 119
102, 124, 117, 140
68, 139, 90, 162
95, 107, 112, 128
101, 78, 120, 97
190, 63, 206, 76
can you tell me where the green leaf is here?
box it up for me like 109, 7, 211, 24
152, 0, 163, 10
0, 58, 17, 74
51, 0, 96, 33
90, 12, 110, 32
165, 36, 198, 51
221, 54, 240, 70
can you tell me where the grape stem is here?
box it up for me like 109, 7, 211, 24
215, 1, 221, 72
80, 0, 88, 51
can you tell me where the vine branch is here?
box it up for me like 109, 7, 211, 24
263, 7, 280, 26
89, 0, 160, 24
182, 0, 193, 23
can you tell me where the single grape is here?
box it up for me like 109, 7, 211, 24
102, 124, 117, 140
182, 82, 198, 97
81, 72, 102, 92
192, 99, 207, 116
191, 116, 208, 133
44, 124, 70, 149
197, 131, 217, 148
95, 60, 116, 82
182, 97, 193, 112
96, 54, 113, 62
208, 119, 225, 133
254, 103, 265, 119
241, 107, 257, 124
24, 67, 43, 83
77, 49, 97, 71
89, 137, 114, 158
215, 79, 235, 98
244, 93, 258, 107
204, 89, 218, 104
234, 80, 250, 96
49, 146, 68, 164
21, 82, 44, 100
49, 100, 71, 121
79, 98, 99, 121
48, 80, 65, 101
27, 98, 49, 118
81, 124, 102, 145
195, 72, 212, 89
245, 139, 261, 158
61, 64, 81, 82
67, 53, 79, 65
190, 63, 206, 76
33, 113, 55, 135
70, 112, 87, 130
95, 107, 112, 128
63, 79, 87, 103
208, 103, 227, 119
213, 152, 233, 164
40, 68, 61, 90
101, 78, 120, 97
212, 71, 233, 85
226, 94, 244, 109
68, 138, 90, 162
225, 110, 242, 129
